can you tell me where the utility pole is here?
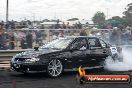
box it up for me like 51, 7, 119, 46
106, 8, 109, 19
6, 0, 9, 23
54, 10, 57, 20
33, 14, 36, 22
6, 0, 9, 30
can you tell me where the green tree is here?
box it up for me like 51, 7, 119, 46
106, 16, 124, 27
123, 3, 132, 26
92, 11, 106, 28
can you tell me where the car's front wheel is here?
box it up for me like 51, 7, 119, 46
46, 59, 63, 77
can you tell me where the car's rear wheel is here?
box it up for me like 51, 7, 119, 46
46, 59, 63, 77
118, 53, 123, 62
112, 53, 123, 62
99, 59, 105, 71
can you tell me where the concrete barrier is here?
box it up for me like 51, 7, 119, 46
0, 49, 32, 61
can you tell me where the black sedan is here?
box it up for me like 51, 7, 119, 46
10, 36, 122, 77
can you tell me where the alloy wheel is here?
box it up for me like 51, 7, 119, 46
47, 59, 63, 77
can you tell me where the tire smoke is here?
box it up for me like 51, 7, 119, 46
104, 46, 132, 71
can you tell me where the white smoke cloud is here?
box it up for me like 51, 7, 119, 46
104, 46, 132, 71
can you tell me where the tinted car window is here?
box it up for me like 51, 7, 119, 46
71, 38, 87, 50
99, 39, 107, 48
41, 38, 73, 50
88, 38, 101, 48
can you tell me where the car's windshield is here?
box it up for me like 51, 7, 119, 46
40, 38, 73, 50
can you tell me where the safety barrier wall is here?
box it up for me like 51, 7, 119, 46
0, 49, 32, 61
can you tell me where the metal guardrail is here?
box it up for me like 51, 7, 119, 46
0, 49, 32, 61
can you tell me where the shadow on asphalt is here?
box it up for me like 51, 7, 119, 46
10, 68, 110, 79
9, 68, 132, 80
0, 68, 131, 86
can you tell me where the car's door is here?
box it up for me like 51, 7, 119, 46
99, 39, 110, 58
83, 38, 96, 67
68, 38, 88, 68
87, 38, 108, 66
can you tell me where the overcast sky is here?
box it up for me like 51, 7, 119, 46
0, 0, 131, 21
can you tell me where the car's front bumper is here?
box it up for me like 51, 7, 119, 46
10, 61, 47, 72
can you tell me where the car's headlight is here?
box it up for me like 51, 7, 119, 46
25, 58, 40, 62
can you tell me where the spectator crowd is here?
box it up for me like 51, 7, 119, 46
0, 20, 132, 50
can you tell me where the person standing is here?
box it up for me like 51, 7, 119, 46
110, 28, 120, 45
9, 31, 15, 49
66, 22, 70, 29
80, 29, 87, 36
58, 31, 64, 38
26, 31, 33, 48
62, 22, 66, 29
20, 37, 27, 49
78, 21, 82, 29
0, 25, 7, 50
35, 30, 42, 46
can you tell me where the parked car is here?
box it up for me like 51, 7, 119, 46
10, 36, 123, 77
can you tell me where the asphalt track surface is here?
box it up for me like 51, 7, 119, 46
0, 69, 132, 88
0, 45, 132, 88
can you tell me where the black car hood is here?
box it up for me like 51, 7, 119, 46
14, 49, 61, 58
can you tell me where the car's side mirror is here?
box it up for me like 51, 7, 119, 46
71, 46, 78, 50
34, 46, 39, 51
69, 45, 78, 51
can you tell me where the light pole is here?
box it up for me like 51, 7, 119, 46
106, 8, 109, 19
